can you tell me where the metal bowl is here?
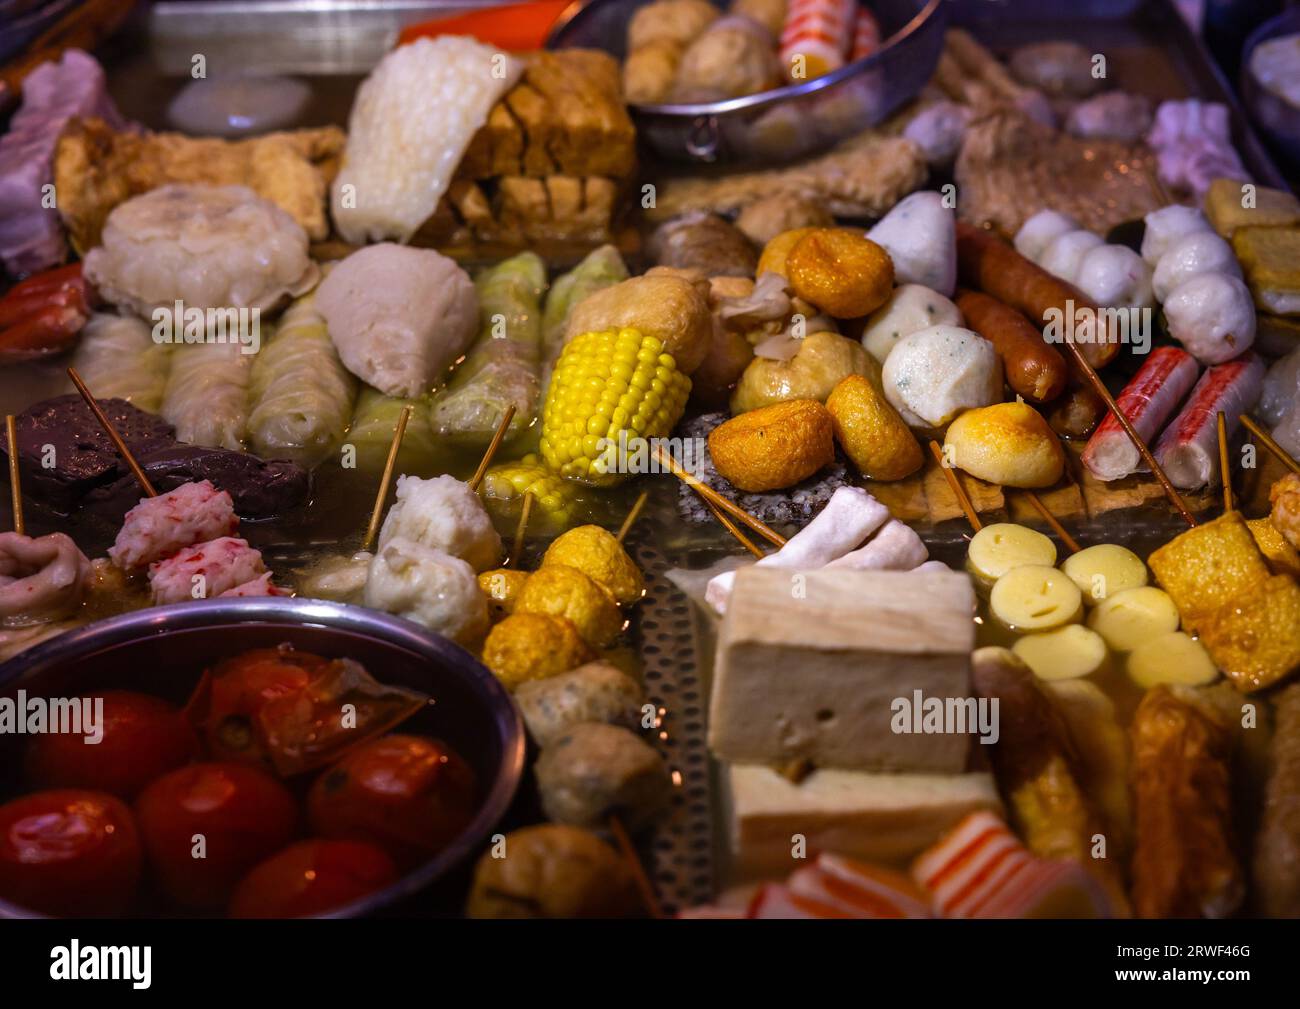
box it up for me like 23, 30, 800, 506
547, 0, 946, 165
0, 598, 526, 918
1240, 8, 1300, 171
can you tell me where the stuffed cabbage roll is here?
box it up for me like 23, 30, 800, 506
430, 252, 546, 448
348, 387, 444, 475
541, 244, 629, 363
69, 313, 172, 411
160, 339, 254, 451
247, 289, 357, 468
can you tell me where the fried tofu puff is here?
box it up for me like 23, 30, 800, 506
541, 526, 644, 606
517, 565, 624, 649
481, 613, 595, 690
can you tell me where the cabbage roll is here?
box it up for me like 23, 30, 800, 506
430, 252, 546, 448
69, 313, 172, 411
160, 340, 254, 451
541, 244, 629, 362
247, 289, 357, 468
348, 387, 444, 475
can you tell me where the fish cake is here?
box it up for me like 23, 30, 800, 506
1148, 512, 1271, 633
1201, 574, 1300, 693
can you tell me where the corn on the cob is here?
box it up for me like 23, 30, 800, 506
541, 327, 691, 485
480, 454, 582, 528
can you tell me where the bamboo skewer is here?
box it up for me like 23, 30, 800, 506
1241, 414, 1300, 478
616, 490, 649, 545
6, 415, 23, 536
468, 404, 517, 493
360, 404, 413, 554
1022, 491, 1081, 554
652, 445, 786, 547
928, 440, 982, 532
1217, 411, 1234, 515
705, 499, 765, 559
67, 366, 156, 498
1056, 342, 1196, 527
508, 491, 533, 568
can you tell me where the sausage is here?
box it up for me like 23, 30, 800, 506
955, 289, 1067, 403
1152, 353, 1265, 489
1048, 386, 1104, 440
1082, 346, 1200, 481
956, 221, 1119, 369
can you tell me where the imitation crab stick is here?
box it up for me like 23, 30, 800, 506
396, 0, 571, 52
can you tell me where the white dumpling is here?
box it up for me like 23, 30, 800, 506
860, 284, 962, 364
1013, 210, 1079, 263
1038, 229, 1104, 282
867, 191, 956, 296
317, 243, 478, 397
1140, 204, 1212, 265
1163, 273, 1256, 365
881, 325, 1002, 428
377, 473, 502, 572
363, 538, 488, 644
1152, 231, 1242, 303
1074, 245, 1154, 310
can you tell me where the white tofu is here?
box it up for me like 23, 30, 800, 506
708, 568, 976, 773
724, 763, 1002, 880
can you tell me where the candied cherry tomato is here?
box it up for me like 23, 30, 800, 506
308, 735, 477, 868
0, 790, 141, 917
200, 648, 325, 764
134, 762, 298, 910
24, 690, 198, 799
228, 840, 398, 918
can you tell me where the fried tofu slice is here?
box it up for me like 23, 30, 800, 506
53, 117, 344, 247
1201, 574, 1300, 693
1247, 516, 1300, 578
1204, 178, 1300, 238
1232, 225, 1300, 316
1148, 512, 1271, 634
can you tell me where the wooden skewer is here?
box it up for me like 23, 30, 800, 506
705, 498, 765, 559
508, 491, 533, 568
608, 813, 663, 920
360, 404, 413, 553
1217, 411, 1233, 515
6, 414, 23, 536
1241, 414, 1300, 478
928, 440, 982, 532
616, 489, 649, 545
1022, 491, 1080, 554
67, 367, 156, 498
468, 404, 517, 493
652, 444, 786, 547
1056, 342, 1197, 527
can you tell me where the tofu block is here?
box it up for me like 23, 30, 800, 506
724, 763, 1002, 880
1204, 178, 1300, 237
709, 569, 976, 773
1248, 516, 1300, 578
1232, 226, 1300, 316
1148, 512, 1271, 633
1202, 574, 1300, 693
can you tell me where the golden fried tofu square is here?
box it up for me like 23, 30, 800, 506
1148, 512, 1272, 632
1232, 226, 1300, 316
1205, 178, 1300, 237
1248, 517, 1300, 579
1202, 575, 1300, 693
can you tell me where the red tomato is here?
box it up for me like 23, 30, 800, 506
199, 648, 324, 764
24, 691, 198, 799
134, 762, 298, 909
228, 840, 398, 918
307, 735, 478, 868
0, 790, 141, 917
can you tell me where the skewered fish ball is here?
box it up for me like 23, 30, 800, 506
478, 568, 530, 620
363, 538, 488, 645
515, 661, 645, 747
482, 613, 596, 691
517, 565, 624, 649
534, 722, 672, 830
465, 824, 639, 919
541, 525, 644, 606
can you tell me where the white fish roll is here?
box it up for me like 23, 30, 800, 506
823, 519, 928, 570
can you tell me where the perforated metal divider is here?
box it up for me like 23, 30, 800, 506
629, 536, 714, 916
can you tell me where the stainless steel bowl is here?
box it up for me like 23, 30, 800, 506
548, 0, 946, 165
0, 598, 526, 918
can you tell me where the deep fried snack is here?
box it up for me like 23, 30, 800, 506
787, 230, 894, 319
1147, 512, 1272, 634
708, 399, 835, 492
53, 117, 344, 248
826, 374, 922, 481
481, 613, 595, 691
1130, 685, 1242, 919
